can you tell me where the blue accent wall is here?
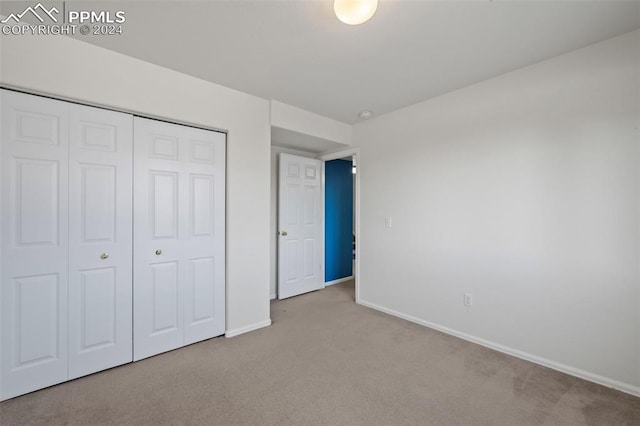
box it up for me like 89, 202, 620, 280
325, 159, 353, 282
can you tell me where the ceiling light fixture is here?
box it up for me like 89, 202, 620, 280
334, 0, 378, 25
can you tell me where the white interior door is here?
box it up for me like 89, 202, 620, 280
67, 104, 133, 379
0, 90, 70, 400
133, 117, 225, 361
278, 153, 324, 299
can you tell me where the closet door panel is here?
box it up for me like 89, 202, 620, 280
183, 129, 226, 345
133, 118, 225, 360
1, 90, 69, 400
68, 105, 133, 379
133, 118, 185, 361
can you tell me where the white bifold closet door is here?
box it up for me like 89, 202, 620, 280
67, 104, 133, 379
0, 91, 70, 400
0, 90, 133, 400
133, 117, 226, 361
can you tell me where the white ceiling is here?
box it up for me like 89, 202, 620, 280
10, 1, 640, 124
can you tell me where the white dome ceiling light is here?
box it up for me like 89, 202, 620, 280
334, 0, 378, 25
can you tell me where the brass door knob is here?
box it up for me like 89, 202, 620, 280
100, 253, 109, 260
155, 249, 163, 255
281, 231, 288, 236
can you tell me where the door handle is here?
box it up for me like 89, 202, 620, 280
280, 231, 288, 236
100, 253, 109, 260
155, 249, 163, 255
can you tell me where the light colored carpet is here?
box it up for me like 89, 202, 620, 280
1, 280, 639, 425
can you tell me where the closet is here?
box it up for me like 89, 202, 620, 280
133, 117, 226, 361
0, 89, 226, 401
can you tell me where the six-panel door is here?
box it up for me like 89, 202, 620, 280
133, 117, 226, 361
0, 90, 136, 400
67, 104, 133, 379
1, 90, 226, 401
277, 153, 324, 299
1, 91, 70, 400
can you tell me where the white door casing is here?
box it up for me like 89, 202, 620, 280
278, 153, 324, 299
0, 91, 70, 399
68, 104, 133, 379
133, 117, 225, 361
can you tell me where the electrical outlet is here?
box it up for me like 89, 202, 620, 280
464, 292, 473, 307
385, 217, 392, 228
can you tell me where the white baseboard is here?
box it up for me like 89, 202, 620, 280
357, 299, 640, 398
225, 319, 272, 338
270, 292, 277, 300
325, 276, 354, 286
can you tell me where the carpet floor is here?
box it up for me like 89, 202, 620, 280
1, 280, 639, 425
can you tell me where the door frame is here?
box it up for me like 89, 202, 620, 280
319, 148, 361, 303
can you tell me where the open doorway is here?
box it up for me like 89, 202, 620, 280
320, 149, 360, 302
324, 156, 356, 285
271, 146, 360, 302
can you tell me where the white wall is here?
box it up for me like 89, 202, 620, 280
268, 99, 352, 296
353, 30, 640, 394
271, 100, 352, 146
0, 34, 272, 336
270, 146, 317, 298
